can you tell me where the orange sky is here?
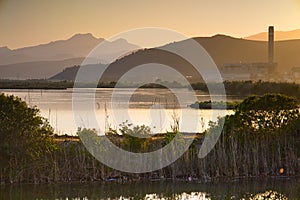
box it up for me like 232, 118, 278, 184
1, 0, 300, 49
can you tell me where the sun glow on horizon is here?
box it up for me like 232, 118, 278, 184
0, 0, 300, 48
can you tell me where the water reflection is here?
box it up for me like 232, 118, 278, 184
0, 88, 235, 135
249, 190, 288, 200
118, 190, 288, 200
141, 192, 210, 200
1, 179, 298, 200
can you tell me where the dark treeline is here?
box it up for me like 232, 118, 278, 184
0, 79, 184, 89
192, 81, 300, 100
1, 79, 300, 100
0, 79, 73, 89
0, 93, 299, 184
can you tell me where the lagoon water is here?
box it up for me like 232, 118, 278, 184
1, 179, 299, 199
1, 88, 235, 135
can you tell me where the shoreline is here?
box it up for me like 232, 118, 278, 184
1, 175, 299, 186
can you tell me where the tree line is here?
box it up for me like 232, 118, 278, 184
192, 81, 300, 100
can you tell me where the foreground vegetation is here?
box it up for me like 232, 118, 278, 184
0, 93, 299, 184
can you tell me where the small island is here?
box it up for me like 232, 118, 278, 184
189, 100, 239, 109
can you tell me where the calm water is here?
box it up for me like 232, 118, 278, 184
1, 179, 299, 199
0, 88, 236, 135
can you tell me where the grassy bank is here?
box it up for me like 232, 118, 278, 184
1, 122, 299, 184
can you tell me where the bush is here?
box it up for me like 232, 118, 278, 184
0, 93, 56, 165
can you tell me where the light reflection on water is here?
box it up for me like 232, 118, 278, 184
128, 192, 210, 200
0, 191, 291, 200
60, 191, 288, 200
0, 88, 236, 135
1, 179, 298, 199
249, 190, 288, 200
117, 190, 288, 200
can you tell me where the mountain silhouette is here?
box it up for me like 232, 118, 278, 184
1, 58, 106, 79
0, 34, 140, 79
245, 29, 300, 41
2, 32, 300, 80
50, 35, 300, 82
0, 33, 139, 65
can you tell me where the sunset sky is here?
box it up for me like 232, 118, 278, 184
1, 0, 300, 49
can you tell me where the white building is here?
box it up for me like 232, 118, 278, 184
220, 62, 277, 81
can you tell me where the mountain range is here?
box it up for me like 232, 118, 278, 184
51, 35, 300, 82
245, 29, 300, 41
0, 34, 139, 79
1, 30, 300, 80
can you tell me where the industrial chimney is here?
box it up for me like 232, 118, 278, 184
268, 26, 274, 64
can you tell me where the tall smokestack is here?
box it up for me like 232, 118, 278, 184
268, 26, 274, 63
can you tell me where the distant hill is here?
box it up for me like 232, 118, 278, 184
0, 34, 140, 79
0, 33, 103, 65
0, 58, 88, 79
245, 29, 300, 41
194, 35, 300, 73
50, 65, 82, 81
2, 33, 300, 81
50, 35, 300, 82
0, 33, 139, 65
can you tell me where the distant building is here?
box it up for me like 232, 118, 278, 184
221, 62, 277, 81
220, 26, 277, 82
288, 67, 300, 83
282, 67, 300, 83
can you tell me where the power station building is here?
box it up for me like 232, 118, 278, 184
284, 66, 300, 83
221, 26, 277, 81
